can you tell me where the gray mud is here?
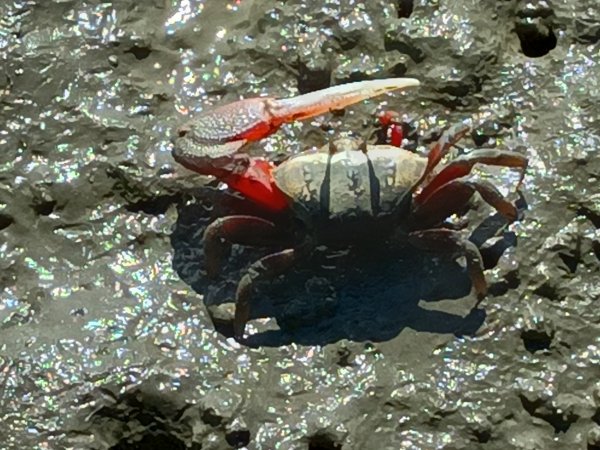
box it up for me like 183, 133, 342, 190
1, 1, 599, 449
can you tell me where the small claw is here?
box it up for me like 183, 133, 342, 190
379, 111, 404, 147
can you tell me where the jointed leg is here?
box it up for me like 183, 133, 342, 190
203, 215, 288, 278
408, 229, 487, 301
416, 149, 528, 204
412, 123, 471, 189
410, 179, 518, 229
234, 248, 300, 339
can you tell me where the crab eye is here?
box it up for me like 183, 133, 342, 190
177, 128, 188, 138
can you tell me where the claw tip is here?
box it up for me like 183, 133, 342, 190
373, 77, 420, 96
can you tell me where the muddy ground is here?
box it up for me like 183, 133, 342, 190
1, 1, 599, 449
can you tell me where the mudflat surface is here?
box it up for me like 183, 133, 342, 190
1, 1, 599, 449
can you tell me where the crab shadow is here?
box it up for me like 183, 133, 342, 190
241, 250, 486, 347
171, 189, 517, 347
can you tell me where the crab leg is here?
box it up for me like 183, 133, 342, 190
203, 215, 289, 278
411, 123, 470, 191
235, 248, 300, 339
416, 149, 528, 204
408, 229, 487, 300
409, 179, 518, 229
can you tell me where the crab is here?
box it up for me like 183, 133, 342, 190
172, 78, 528, 339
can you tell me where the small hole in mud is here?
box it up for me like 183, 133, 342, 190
32, 199, 56, 216
383, 36, 425, 63
292, 61, 331, 95
308, 433, 342, 450
557, 252, 579, 274
0, 213, 14, 230
225, 429, 251, 448
589, 416, 600, 449
335, 34, 360, 51
520, 394, 577, 434
397, 0, 414, 18
578, 206, 600, 229
592, 408, 600, 425
516, 25, 557, 57
201, 408, 223, 427
594, 242, 600, 263
473, 428, 491, 443
109, 432, 187, 450
533, 282, 561, 301
125, 194, 180, 215
125, 45, 152, 60
521, 329, 553, 353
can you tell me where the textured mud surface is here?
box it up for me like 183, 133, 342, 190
1, 1, 599, 449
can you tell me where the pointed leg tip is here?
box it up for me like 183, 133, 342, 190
234, 333, 245, 342
474, 284, 488, 303
233, 315, 247, 340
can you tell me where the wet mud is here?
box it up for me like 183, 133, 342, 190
0, 1, 599, 449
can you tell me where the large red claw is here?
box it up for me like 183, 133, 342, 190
172, 78, 420, 164
172, 78, 420, 211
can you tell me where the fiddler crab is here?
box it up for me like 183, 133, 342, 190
172, 78, 528, 339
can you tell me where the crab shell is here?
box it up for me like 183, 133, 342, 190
272, 138, 428, 237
